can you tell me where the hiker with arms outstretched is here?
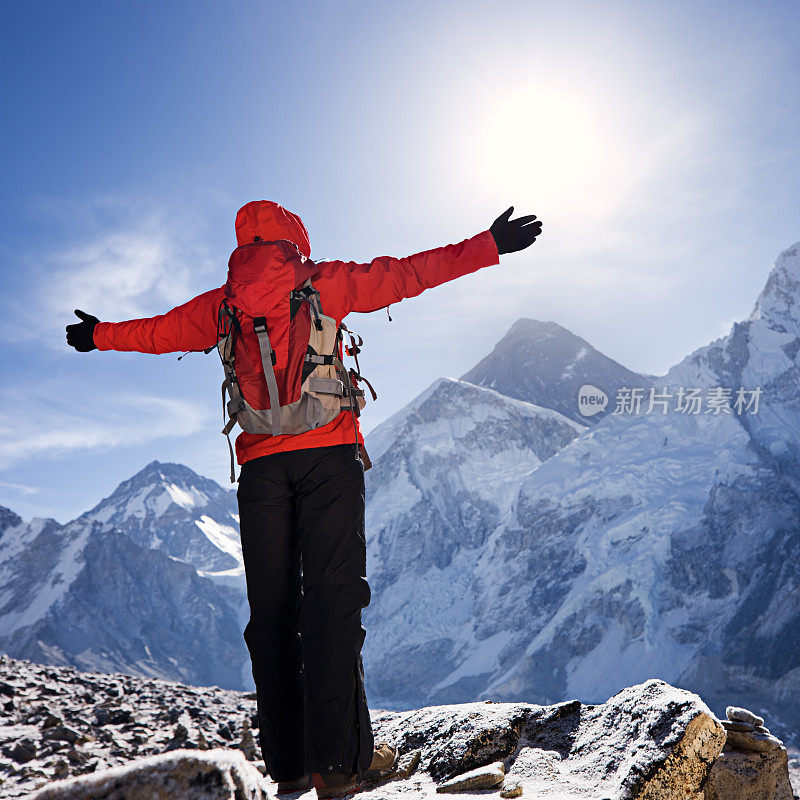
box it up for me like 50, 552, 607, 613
66, 201, 542, 799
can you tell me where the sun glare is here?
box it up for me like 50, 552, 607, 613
474, 83, 623, 216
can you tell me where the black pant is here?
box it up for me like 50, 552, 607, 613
237, 443, 375, 782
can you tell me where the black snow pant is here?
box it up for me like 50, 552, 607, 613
236, 443, 375, 782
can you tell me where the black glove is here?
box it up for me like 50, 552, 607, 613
66, 309, 99, 352
490, 206, 543, 254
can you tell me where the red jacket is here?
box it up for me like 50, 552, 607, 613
93, 201, 500, 465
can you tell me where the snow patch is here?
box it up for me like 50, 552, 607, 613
194, 516, 242, 565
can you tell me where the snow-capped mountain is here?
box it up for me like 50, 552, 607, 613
3, 241, 800, 737
83, 461, 242, 583
362, 243, 800, 742
461, 318, 653, 424
364, 376, 584, 584
0, 507, 248, 690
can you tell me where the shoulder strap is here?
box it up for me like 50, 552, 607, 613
292, 281, 325, 330
251, 316, 282, 435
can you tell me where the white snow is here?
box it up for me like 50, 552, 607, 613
0, 521, 91, 635
165, 483, 209, 511
364, 240, 800, 711
194, 516, 242, 565
432, 629, 515, 692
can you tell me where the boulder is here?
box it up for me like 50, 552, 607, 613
371, 678, 727, 798
435, 760, 506, 792
499, 781, 524, 798
726, 707, 764, 727
703, 708, 794, 800
724, 729, 784, 753
704, 748, 793, 800
26, 749, 267, 800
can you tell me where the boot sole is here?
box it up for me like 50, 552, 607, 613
276, 777, 314, 795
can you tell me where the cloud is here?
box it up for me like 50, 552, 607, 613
0, 377, 211, 468
0, 481, 40, 496
3, 198, 220, 348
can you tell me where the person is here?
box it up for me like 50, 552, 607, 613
66, 200, 542, 799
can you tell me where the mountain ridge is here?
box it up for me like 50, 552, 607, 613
362, 241, 800, 744
2, 243, 800, 744
461, 317, 654, 424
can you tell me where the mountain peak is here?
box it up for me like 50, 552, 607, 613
504, 318, 570, 340
0, 506, 23, 534
134, 460, 193, 480
461, 318, 651, 424
85, 460, 231, 523
749, 241, 800, 336
80, 459, 241, 576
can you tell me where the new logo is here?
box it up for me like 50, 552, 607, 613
578, 384, 608, 417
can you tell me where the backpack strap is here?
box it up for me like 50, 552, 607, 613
293, 283, 325, 330
252, 316, 283, 435
221, 378, 238, 483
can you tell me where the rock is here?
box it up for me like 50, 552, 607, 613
725, 729, 784, 753
52, 757, 69, 778
436, 760, 506, 792
370, 679, 726, 799
26, 748, 268, 799
109, 706, 135, 726
726, 706, 765, 727
500, 781, 523, 798
238, 717, 257, 760
10, 741, 36, 764
704, 746, 794, 800
43, 725, 82, 744
65, 747, 88, 765
1, 655, 791, 800
42, 713, 62, 729
217, 721, 235, 741
394, 749, 421, 779
92, 705, 134, 727
161, 722, 192, 753
721, 719, 755, 733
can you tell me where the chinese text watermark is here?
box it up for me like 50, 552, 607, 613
578, 384, 762, 417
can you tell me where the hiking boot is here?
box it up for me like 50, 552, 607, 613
276, 774, 313, 794
365, 742, 399, 780
312, 771, 362, 799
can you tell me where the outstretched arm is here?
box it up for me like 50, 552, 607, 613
66, 286, 226, 355
311, 207, 542, 320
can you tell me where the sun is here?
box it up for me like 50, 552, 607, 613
469, 81, 628, 219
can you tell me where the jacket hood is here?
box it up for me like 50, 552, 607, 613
225, 240, 316, 318
235, 200, 311, 257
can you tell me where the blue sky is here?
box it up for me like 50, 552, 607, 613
1, 0, 799, 522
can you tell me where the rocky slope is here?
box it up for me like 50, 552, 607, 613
1, 655, 794, 799
461, 318, 653, 424
362, 242, 800, 747
0, 654, 258, 797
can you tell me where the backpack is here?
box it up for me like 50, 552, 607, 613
215, 277, 375, 482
